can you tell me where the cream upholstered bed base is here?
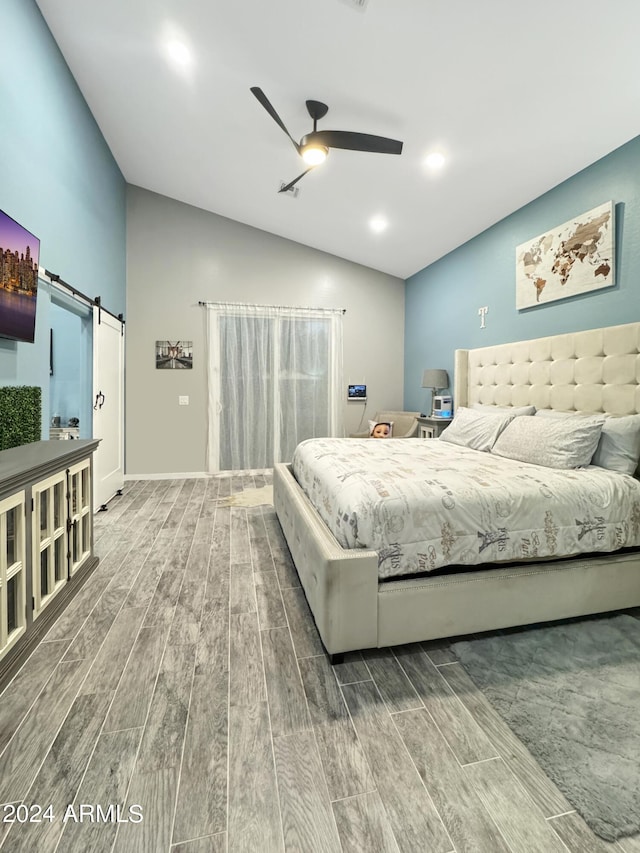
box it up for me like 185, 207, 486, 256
273, 321, 640, 657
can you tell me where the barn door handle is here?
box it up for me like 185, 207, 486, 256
94, 391, 105, 410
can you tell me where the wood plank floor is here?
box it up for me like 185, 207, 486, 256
0, 474, 637, 853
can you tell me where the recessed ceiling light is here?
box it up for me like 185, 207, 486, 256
163, 39, 192, 70
369, 216, 389, 234
424, 151, 446, 170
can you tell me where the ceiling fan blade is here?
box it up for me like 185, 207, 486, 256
309, 130, 403, 155
250, 87, 300, 153
278, 168, 314, 193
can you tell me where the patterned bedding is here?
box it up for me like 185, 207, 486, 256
291, 438, 640, 580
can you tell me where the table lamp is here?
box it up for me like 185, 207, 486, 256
422, 369, 449, 416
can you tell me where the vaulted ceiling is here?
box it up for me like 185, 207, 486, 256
36, 0, 640, 278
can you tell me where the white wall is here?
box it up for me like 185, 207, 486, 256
126, 186, 405, 475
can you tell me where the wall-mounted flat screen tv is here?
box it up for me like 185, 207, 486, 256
0, 209, 40, 343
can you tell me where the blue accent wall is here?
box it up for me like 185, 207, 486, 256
404, 135, 640, 413
0, 0, 126, 435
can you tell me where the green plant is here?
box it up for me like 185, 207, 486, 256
0, 386, 42, 451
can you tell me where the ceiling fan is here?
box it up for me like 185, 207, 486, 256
250, 86, 403, 193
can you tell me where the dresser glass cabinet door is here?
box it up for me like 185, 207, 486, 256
0, 492, 27, 659
32, 471, 68, 617
68, 459, 92, 576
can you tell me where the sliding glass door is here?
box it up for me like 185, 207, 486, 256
277, 316, 331, 463
206, 304, 342, 471
219, 313, 274, 470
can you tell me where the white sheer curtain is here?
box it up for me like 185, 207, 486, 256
204, 302, 343, 472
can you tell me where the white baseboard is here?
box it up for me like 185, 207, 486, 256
124, 472, 208, 480
124, 468, 272, 481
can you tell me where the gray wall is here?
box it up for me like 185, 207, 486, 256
126, 186, 405, 475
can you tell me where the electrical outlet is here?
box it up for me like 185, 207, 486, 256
179, 395, 189, 406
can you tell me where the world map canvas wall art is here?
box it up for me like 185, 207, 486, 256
516, 201, 614, 309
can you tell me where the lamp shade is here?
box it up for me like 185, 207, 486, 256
421, 369, 449, 390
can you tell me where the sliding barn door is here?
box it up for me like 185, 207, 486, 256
92, 309, 125, 511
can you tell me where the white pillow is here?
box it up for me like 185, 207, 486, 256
534, 409, 575, 418
439, 406, 515, 452
592, 415, 640, 475
472, 404, 536, 417
492, 415, 604, 469
535, 410, 640, 475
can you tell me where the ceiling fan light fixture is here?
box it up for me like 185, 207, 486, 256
250, 87, 404, 194
301, 144, 328, 166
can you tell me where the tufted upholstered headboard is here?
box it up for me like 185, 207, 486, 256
454, 322, 640, 417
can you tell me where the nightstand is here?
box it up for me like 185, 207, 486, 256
417, 415, 452, 439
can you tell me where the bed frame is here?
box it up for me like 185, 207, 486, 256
274, 321, 640, 661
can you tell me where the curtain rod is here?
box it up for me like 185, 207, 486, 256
198, 300, 346, 314
42, 268, 125, 325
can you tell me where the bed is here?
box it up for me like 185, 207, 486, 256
273, 322, 640, 661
